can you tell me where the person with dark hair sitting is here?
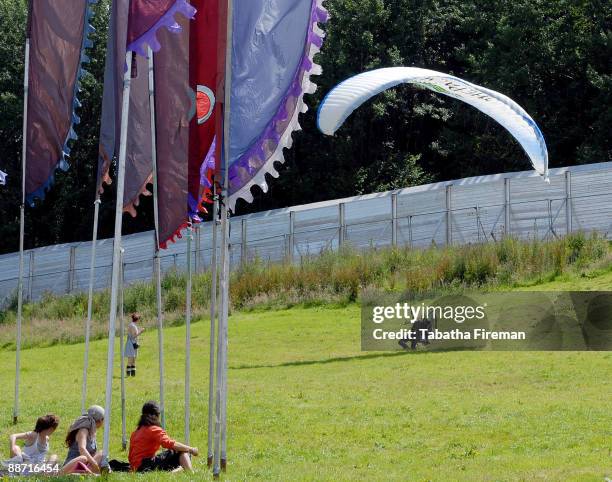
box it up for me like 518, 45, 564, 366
128, 401, 198, 473
3, 414, 60, 473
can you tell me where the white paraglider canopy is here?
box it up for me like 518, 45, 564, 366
317, 67, 549, 179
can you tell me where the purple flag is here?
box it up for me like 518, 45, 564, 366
127, 0, 196, 57
227, 0, 329, 209
25, 0, 96, 205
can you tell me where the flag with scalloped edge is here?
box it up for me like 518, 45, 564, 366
24, 0, 96, 206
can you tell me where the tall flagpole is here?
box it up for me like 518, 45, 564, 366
217, 189, 230, 474
184, 222, 193, 445
148, 46, 166, 428
207, 186, 219, 467
14, 36, 30, 425
119, 248, 127, 450
102, 49, 133, 458
214, 0, 233, 475
220, 0, 234, 468
81, 196, 101, 414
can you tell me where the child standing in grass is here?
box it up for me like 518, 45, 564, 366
125, 312, 145, 377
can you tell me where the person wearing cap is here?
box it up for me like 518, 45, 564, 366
60, 406, 105, 475
125, 313, 145, 377
128, 401, 198, 472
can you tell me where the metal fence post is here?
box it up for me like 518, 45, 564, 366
408, 215, 413, 248
391, 193, 398, 247
210, 219, 218, 270
151, 231, 157, 281
504, 178, 511, 236
565, 171, 572, 234
241, 219, 247, 266
476, 206, 481, 243
68, 246, 76, 293
339, 203, 346, 247
288, 212, 295, 261
27, 251, 35, 301
548, 199, 554, 238
195, 226, 201, 273
445, 185, 453, 246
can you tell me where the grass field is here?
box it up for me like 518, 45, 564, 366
1, 264, 611, 481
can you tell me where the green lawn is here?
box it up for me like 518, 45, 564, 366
0, 272, 611, 480
521, 268, 612, 292
0, 262, 612, 481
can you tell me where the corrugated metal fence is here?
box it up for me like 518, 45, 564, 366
1, 161, 611, 305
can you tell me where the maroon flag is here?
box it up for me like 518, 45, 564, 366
25, 0, 96, 205
156, 0, 221, 248
99, 0, 197, 228
107, 0, 203, 248
97, 0, 153, 216
155, 17, 192, 248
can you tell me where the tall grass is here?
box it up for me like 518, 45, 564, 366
230, 231, 610, 308
0, 232, 609, 348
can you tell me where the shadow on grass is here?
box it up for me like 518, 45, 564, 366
230, 347, 478, 370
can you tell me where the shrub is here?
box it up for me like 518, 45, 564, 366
1, 233, 609, 348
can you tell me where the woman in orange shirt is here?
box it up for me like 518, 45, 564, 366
128, 401, 198, 473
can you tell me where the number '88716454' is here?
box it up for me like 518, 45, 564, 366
7, 463, 59, 473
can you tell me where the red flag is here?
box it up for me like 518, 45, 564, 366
188, 0, 219, 216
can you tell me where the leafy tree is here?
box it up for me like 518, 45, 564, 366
0, 0, 609, 253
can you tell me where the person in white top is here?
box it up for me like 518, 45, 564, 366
125, 312, 145, 377
3, 414, 59, 473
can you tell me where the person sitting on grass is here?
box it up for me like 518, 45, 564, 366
2, 414, 60, 472
128, 401, 198, 473
60, 405, 106, 475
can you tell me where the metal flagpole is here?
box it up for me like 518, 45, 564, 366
14, 37, 30, 425
212, 190, 226, 475
217, 193, 230, 474
219, 175, 231, 470
219, 0, 235, 468
207, 186, 219, 467
102, 49, 133, 458
214, 0, 233, 475
184, 222, 193, 445
148, 46, 166, 428
119, 248, 127, 450
81, 196, 101, 414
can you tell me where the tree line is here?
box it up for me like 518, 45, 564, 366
0, 0, 609, 253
